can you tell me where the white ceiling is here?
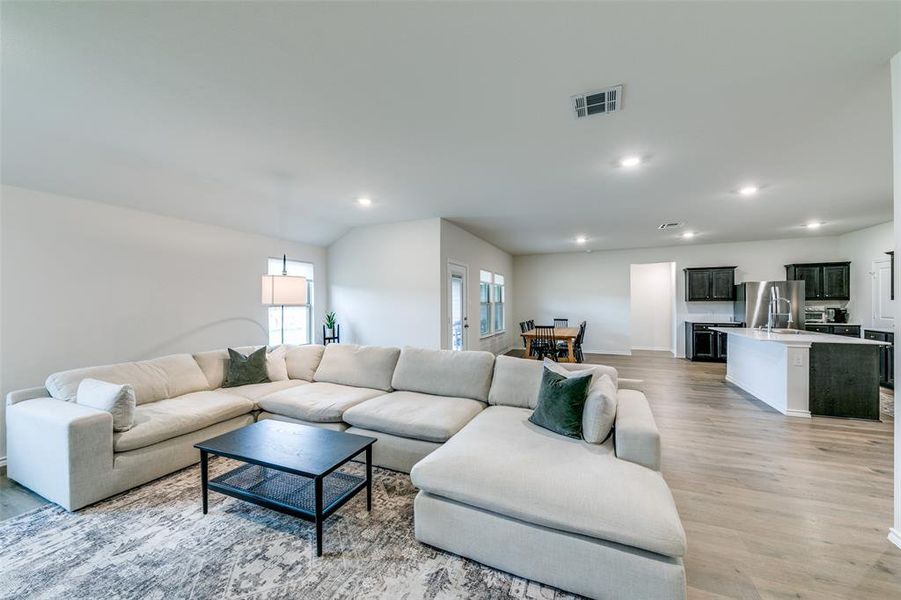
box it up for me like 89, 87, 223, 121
2, 2, 899, 254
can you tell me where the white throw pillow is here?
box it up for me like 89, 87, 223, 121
582, 374, 617, 444
266, 346, 289, 381
76, 378, 136, 432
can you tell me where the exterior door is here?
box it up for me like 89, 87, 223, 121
872, 258, 895, 329
448, 263, 468, 351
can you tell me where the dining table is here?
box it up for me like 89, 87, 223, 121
521, 327, 580, 363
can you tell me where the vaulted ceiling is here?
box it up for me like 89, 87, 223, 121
2, 1, 899, 254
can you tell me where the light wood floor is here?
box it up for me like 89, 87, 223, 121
2, 351, 900, 598
525, 350, 900, 600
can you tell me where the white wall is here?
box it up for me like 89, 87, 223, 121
889, 50, 900, 552
838, 221, 895, 328
440, 220, 514, 354
327, 218, 442, 348
629, 262, 675, 353
514, 235, 843, 357
0, 185, 328, 461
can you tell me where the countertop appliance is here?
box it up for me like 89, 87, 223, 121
734, 281, 805, 330
829, 307, 848, 323
805, 306, 827, 323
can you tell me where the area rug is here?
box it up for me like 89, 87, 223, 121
0, 459, 578, 600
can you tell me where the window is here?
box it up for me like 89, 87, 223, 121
479, 270, 506, 337
479, 270, 492, 336
267, 258, 314, 346
493, 274, 505, 333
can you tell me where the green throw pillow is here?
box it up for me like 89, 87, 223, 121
529, 367, 592, 439
223, 347, 270, 388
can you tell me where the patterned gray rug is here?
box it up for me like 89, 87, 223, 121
0, 459, 578, 600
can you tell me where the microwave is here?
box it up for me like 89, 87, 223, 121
805, 307, 827, 323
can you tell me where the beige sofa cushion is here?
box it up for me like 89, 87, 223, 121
193, 346, 289, 388
390, 347, 496, 402
113, 390, 254, 452
488, 355, 618, 409
313, 344, 400, 392
258, 382, 386, 423
583, 374, 617, 444
224, 380, 307, 402
46, 354, 210, 406
285, 344, 325, 381
343, 391, 485, 443
410, 405, 686, 559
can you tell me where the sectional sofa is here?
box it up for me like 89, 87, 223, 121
6, 343, 686, 600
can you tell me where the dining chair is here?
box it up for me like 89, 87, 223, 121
532, 325, 558, 361
574, 321, 587, 363
553, 318, 569, 328
519, 321, 529, 349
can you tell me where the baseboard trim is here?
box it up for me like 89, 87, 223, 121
630, 346, 675, 353
890, 528, 901, 551
784, 409, 812, 419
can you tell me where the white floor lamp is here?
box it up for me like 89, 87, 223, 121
261, 255, 308, 344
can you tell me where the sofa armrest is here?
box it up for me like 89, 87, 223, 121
6, 386, 50, 405
617, 378, 644, 391
6, 397, 113, 510
614, 389, 660, 471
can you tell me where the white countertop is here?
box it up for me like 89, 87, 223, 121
711, 327, 890, 346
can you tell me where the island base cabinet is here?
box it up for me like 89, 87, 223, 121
808, 344, 881, 420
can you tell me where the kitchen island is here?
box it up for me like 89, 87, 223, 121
711, 327, 889, 419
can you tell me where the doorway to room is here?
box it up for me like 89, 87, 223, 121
448, 262, 469, 351
872, 256, 895, 330
629, 262, 677, 355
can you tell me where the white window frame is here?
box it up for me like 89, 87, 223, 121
493, 273, 506, 334
479, 270, 506, 338
267, 258, 315, 345
479, 270, 492, 338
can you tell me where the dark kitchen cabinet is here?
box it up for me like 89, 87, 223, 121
791, 265, 822, 300
804, 324, 861, 338
864, 329, 894, 389
685, 322, 742, 362
785, 262, 850, 301
684, 267, 737, 302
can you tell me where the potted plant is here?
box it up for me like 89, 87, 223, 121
324, 312, 337, 337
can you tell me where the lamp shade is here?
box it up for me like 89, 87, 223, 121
261, 275, 308, 306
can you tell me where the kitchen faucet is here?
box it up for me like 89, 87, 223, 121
766, 287, 793, 332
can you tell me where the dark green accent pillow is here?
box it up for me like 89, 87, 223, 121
528, 367, 592, 439
223, 347, 270, 388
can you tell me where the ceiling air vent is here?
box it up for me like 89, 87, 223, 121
572, 85, 623, 118
657, 222, 683, 230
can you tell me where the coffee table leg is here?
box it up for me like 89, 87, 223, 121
314, 476, 323, 557
200, 450, 208, 515
366, 446, 372, 512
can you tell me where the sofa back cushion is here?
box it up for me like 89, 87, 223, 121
487, 355, 618, 409
313, 343, 400, 391
45, 353, 210, 406
285, 344, 325, 381
391, 347, 495, 402
193, 346, 290, 388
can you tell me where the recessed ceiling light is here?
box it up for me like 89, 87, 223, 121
356, 197, 372, 207
682, 231, 696, 239
575, 235, 587, 244
806, 222, 823, 230
739, 185, 758, 196
619, 156, 641, 168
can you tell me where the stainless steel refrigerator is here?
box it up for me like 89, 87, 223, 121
734, 281, 805, 330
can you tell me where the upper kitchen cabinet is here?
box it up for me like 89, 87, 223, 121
684, 267, 737, 301
785, 262, 850, 301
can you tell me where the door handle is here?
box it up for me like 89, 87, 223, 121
463, 324, 469, 328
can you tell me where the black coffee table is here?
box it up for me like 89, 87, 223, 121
194, 420, 376, 556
